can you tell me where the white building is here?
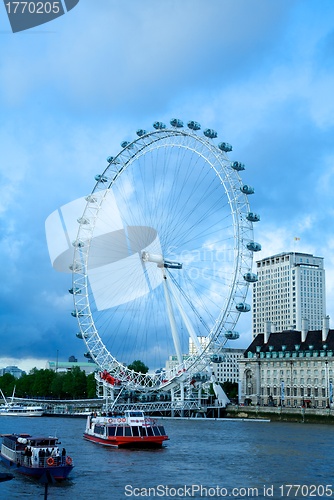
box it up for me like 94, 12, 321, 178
212, 348, 244, 385
188, 336, 210, 355
188, 337, 243, 384
239, 318, 333, 408
0, 365, 25, 378
46, 360, 98, 374
253, 252, 326, 337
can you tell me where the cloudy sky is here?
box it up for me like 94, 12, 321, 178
1, 0, 334, 372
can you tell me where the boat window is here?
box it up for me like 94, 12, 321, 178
139, 427, 147, 437
131, 426, 140, 436
124, 427, 131, 437
116, 427, 123, 436
146, 427, 154, 436
129, 411, 143, 417
152, 427, 160, 436
94, 425, 104, 435
158, 426, 166, 436
108, 426, 116, 437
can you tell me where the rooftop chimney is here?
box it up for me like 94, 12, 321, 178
264, 321, 271, 344
322, 315, 330, 342
301, 318, 309, 343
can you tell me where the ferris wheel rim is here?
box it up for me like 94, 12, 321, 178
71, 121, 257, 390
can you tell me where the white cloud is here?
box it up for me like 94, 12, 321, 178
0, 357, 49, 373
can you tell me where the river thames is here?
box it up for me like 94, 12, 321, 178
0, 416, 333, 499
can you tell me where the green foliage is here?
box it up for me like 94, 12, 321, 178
0, 373, 16, 399
0, 368, 97, 400
222, 381, 238, 400
87, 373, 97, 398
127, 360, 149, 374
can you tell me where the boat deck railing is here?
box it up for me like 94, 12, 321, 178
15, 453, 71, 468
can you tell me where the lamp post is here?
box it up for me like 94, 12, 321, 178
290, 360, 293, 407
325, 360, 330, 408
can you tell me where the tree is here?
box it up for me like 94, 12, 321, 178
1, 367, 96, 400
0, 373, 16, 398
87, 373, 97, 398
127, 360, 149, 374
61, 367, 87, 399
31, 369, 56, 398
222, 381, 238, 401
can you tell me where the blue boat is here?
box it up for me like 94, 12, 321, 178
0, 433, 73, 481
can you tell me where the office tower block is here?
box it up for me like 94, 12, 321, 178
252, 252, 326, 337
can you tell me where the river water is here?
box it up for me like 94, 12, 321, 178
0, 416, 333, 499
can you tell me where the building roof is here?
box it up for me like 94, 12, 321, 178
244, 329, 334, 357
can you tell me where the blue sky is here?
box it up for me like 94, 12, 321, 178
1, 0, 334, 372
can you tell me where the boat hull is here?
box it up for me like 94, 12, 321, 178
83, 432, 167, 448
0, 411, 44, 417
0, 455, 72, 481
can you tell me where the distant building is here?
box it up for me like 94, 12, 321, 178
164, 354, 190, 373
46, 360, 98, 374
189, 336, 210, 355
212, 348, 244, 385
239, 318, 333, 408
253, 252, 326, 337
189, 337, 243, 384
0, 366, 25, 379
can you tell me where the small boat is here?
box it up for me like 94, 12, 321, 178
0, 433, 73, 481
0, 388, 44, 417
83, 410, 169, 448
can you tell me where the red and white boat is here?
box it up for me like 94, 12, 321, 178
83, 410, 168, 448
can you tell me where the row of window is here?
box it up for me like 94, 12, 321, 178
93, 425, 166, 437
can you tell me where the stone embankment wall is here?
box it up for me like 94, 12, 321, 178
224, 406, 334, 424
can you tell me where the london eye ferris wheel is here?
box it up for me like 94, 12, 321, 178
46, 118, 260, 393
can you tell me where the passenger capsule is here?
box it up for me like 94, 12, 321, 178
72, 239, 84, 248
170, 118, 183, 128
236, 303, 251, 312
136, 129, 147, 137
71, 310, 84, 318
77, 217, 89, 225
231, 161, 245, 171
106, 156, 114, 163
247, 242, 262, 252
153, 121, 166, 129
68, 287, 81, 295
246, 212, 260, 222
210, 354, 225, 363
85, 195, 97, 203
243, 272, 258, 283
84, 352, 92, 359
240, 185, 254, 195
120, 141, 133, 149
224, 331, 240, 340
76, 332, 83, 339
94, 174, 108, 183
203, 128, 217, 139
187, 120, 201, 131
69, 263, 82, 272
218, 142, 233, 153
